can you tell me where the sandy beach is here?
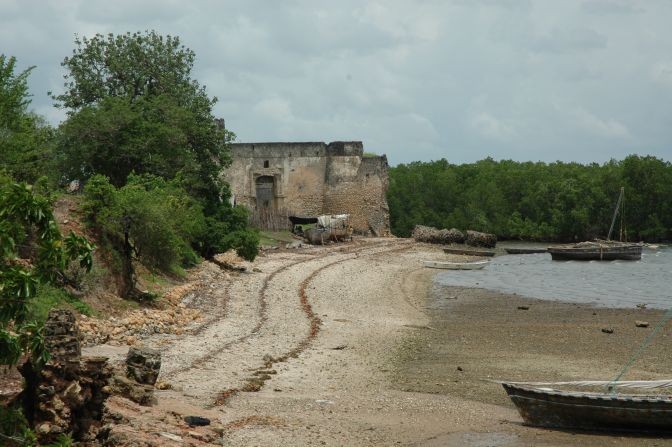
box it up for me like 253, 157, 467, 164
86, 238, 672, 446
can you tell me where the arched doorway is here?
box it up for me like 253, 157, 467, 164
255, 175, 275, 209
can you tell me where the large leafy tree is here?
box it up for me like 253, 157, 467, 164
54, 31, 233, 203
54, 31, 258, 265
0, 55, 55, 183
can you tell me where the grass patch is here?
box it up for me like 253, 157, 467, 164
259, 230, 296, 247
28, 284, 93, 323
363, 151, 379, 158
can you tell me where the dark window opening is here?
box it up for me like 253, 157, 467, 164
264, 160, 269, 168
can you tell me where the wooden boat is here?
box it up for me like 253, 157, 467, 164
504, 248, 548, 254
501, 381, 672, 432
422, 260, 489, 270
547, 241, 642, 261
549, 187, 642, 261
443, 247, 496, 257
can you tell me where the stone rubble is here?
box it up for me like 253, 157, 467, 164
78, 274, 211, 347
18, 309, 113, 444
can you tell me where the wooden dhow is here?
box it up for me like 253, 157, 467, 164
547, 241, 642, 261
501, 380, 672, 432
504, 248, 548, 254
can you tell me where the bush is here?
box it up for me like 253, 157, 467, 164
83, 174, 206, 271
202, 204, 259, 261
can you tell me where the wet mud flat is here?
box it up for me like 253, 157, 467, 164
391, 285, 672, 446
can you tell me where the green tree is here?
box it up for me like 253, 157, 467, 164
82, 174, 205, 298
54, 31, 232, 200
0, 55, 55, 183
387, 156, 672, 242
0, 176, 93, 367
54, 31, 259, 261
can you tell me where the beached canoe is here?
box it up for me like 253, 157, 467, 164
547, 242, 642, 261
504, 248, 548, 254
443, 247, 496, 257
422, 260, 489, 270
502, 381, 672, 432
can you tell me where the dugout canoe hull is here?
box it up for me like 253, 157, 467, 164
504, 248, 548, 254
443, 247, 496, 257
502, 382, 672, 432
423, 260, 489, 270
547, 244, 642, 261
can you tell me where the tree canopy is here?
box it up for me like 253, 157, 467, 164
54, 31, 258, 268
55, 31, 233, 204
52, 32, 202, 109
0, 55, 54, 183
388, 155, 672, 242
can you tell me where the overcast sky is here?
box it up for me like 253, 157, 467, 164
2, 0, 671, 166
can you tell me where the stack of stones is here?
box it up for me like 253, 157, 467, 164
19, 309, 112, 444
43, 309, 81, 375
465, 230, 497, 248
126, 347, 161, 386
111, 347, 162, 406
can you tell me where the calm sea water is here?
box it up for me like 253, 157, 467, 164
434, 246, 672, 309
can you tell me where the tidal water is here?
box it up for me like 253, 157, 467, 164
434, 245, 672, 309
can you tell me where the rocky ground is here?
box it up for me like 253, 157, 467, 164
9, 237, 672, 445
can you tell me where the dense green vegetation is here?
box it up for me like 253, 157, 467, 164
388, 156, 672, 242
0, 55, 55, 183
53, 31, 259, 277
2, 31, 259, 302
0, 176, 93, 367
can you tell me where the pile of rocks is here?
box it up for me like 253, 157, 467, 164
110, 347, 162, 406
465, 230, 497, 248
412, 225, 465, 245
19, 309, 113, 444
78, 305, 201, 347
78, 258, 240, 347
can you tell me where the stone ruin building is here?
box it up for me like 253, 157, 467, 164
224, 141, 390, 236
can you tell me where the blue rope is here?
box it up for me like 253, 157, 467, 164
608, 307, 672, 393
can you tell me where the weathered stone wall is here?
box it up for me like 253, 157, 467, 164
323, 154, 390, 236
224, 141, 390, 235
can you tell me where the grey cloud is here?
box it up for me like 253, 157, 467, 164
528, 28, 607, 53
2, 0, 671, 166
581, 0, 645, 14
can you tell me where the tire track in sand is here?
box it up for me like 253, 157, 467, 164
161, 241, 387, 381
212, 241, 414, 406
